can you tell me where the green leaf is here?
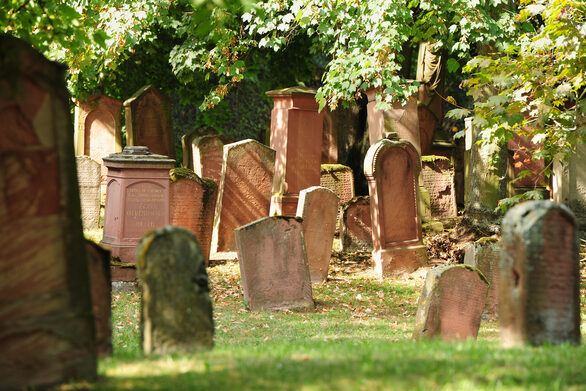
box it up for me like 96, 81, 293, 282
446, 58, 460, 73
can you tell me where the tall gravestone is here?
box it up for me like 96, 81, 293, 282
136, 226, 214, 354
364, 133, 428, 275
234, 216, 314, 311
192, 135, 226, 185
413, 265, 489, 341
74, 94, 123, 201
500, 201, 581, 346
296, 187, 339, 283
101, 146, 175, 263
210, 140, 275, 260
169, 168, 218, 264
0, 35, 96, 388
76, 156, 102, 230
267, 87, 324, 216
124, 85, 174, 159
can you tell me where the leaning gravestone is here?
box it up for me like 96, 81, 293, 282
169, 168, 218, 264
0, 35, 96, 388
136, 226, 214, 354
124, 85, 175, 159
364, 133, 428, 275
235, 216, 314, 311
500, 200, 581, 346
210, 140, 275, 260
413, 265, 489, 341
296, 186, 339, 283
76, 156, 101, 230
340, 196, 373, 251
85, 240, 112, 357
464, 237, 500, 318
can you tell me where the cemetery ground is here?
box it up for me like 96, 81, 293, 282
63, 232, 586, 390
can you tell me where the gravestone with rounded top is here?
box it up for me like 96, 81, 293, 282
413, 265, 489, 341
0, 35, 96, 389
76, 156, 101, 230
136, 226, 214, 354
235, 216, 314, 311
296, 186, 339, 283
210, 139, 275, 260
267, 87, 324, 216
101, 146, 175, 263
124, 85, 174, 159
169, 168, 218, 264
364, 133, 428, 275
500, 200, 580, 347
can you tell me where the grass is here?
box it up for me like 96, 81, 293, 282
52, 251, 586, 391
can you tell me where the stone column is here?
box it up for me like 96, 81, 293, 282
267, 87, 324, 216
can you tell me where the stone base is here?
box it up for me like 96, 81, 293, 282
101, 240, 137, 263
373, 245, 427, 276
270, 194, 299, 216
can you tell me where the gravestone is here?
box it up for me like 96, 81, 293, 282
364, 133, 428, 276
500, 200, 580, 346
76, 156, 102, 230
267, 87, 324, 216
136, 226, 214, 354
421, 158, 457, 219
85, 240, 112, 356
413, 265, 489, 341
321, 164, 355, 231
192, 135, 225, 185
340, 196, 373, 251
124, 85, 174, 159
74, 94, 123, 201
464, 237, 500, 318
210, 140, 275, 260
101, 146, 175, 263
296, 187, 339, 283
181, 126, 217, 169
0, 35, 96, 388
169, 168, 218, 264
235, 216, 314, 311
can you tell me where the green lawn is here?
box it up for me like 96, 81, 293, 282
69, 254, 586, 391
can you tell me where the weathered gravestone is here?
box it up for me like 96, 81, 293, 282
136, 226, 214, 354
364, 133, 428, 276
340, 196, 373, 251
192, 135, 226, 185
235, 216, 314, 311
413, 265, 489, 341
169, 168, 218, 264
76, 156, 101, 230
0, 35, 96, 388
464, 237, 500, 318
421, 157, 457, 219
101, 146, 175, 264
124, 85, 174, 159
210, 140, 275, 260
320, 164, 355, 232
181, 126, 217, 169
267, 87, 324, 216
74, 94, 123, 202
85, 240, 112, 357
296, 186, 339, 283
500, 201, 581, 347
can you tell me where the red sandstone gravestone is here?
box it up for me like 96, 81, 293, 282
421, 158, 457, 219
296, 186, 339, 283
181, 126, 217, 169
364, 133, 428, 276
124, 85, 175, 159
340, 196, 373, 251
210, 139, 275, 260
464, 237, 500, 319
76, 156, 102, 230
235, 216, 314, 311
169, 168, 218, 264
85, 240, 112, 357
413, 265, 489, 341
267, 87, 324, 216
500, 200, 580, 347
192, 135, 226, 185
101, 146, 175, 263
0, 35, 96, 388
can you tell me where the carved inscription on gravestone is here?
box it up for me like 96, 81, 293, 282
123, 182, 166, 237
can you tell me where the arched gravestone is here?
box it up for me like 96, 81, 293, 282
136, 226, 214, 354
364, 133, 428, 276
210, 139, 275, 260
500, 200, 581, 347
0, 35, 96, 388
124, 85, 174, 159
